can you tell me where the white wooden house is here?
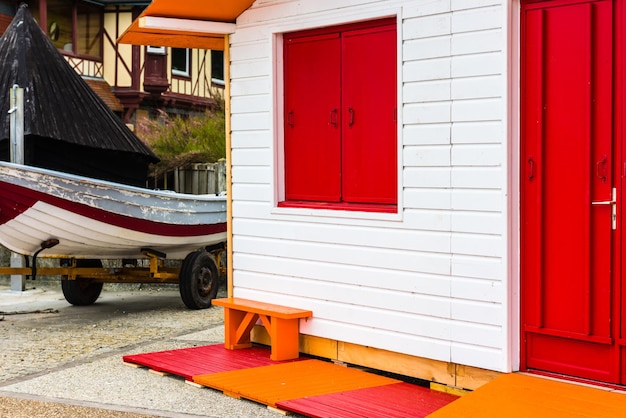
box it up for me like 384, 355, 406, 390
120, 0, 626, 390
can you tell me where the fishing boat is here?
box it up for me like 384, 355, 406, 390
0, 160, 227, 260
0, 160, 227, 310
0, 6, 226, 309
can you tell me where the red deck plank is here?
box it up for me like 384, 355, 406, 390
276, 382, 459, 418
122, 344, 303, 380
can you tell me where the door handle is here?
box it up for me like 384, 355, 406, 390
597, 156, 607, 182
329, 108, 337, 127
591, 187, 616, 230
287, 110, 294, 128
591, 188, 616, 205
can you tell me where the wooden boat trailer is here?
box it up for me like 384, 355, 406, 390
0, 239, 227, 309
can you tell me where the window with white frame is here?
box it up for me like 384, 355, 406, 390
171, 48, 190, 77
211, 50, 225, 86
147, 46, 166, 55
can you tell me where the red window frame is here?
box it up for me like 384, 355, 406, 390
280, 18, 397, 213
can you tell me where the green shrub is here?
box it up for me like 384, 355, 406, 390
136, 104, 226, 176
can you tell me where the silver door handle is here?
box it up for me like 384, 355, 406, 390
591, 187, 616, 230
592, 200, 614, 205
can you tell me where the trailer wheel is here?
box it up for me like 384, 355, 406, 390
61, 259, 104, 306
179, 250, 219, 309
61, 279, 103, 306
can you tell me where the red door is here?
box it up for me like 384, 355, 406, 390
521, 0, 626, 384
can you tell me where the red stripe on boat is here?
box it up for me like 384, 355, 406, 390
0, 181, 226, 237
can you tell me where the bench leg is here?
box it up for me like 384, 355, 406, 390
269, 317, 300, 361
223, 308, 257, 350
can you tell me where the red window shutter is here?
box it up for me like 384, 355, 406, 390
284, 33, 342, 202
341, 24, 397, 204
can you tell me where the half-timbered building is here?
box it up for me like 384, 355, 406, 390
0, 1, 225, 125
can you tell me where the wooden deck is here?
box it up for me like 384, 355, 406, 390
123, 344, 458, 417
123, 344, 626, 416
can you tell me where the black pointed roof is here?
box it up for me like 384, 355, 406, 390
0, 4, 158, 186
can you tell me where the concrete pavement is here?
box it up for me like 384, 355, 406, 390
0, 280, 297, 417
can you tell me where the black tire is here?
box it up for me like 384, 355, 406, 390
61, 259, 103, 306
179, 250, 219, 309
61, 280, 103, 306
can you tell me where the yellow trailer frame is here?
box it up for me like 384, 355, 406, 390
0, 244, 227, 309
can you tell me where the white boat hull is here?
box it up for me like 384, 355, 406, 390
0, 161, 227, 259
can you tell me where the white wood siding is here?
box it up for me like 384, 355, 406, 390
229, 0, 514, 372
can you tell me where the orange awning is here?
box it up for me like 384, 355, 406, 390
117, 0, 255, 50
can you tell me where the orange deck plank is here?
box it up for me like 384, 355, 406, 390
193, 359, 400, 407
428, 373, 626, 418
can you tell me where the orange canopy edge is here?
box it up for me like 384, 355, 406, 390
117, 0, 255, 50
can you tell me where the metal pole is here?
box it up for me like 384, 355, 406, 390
9, 85, 25, 291
9, 85, 24, 164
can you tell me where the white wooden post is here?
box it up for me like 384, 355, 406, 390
9, 85, 25, 291
9, 85, 24, 164
174, 167, 180, 192
217, 158, 227, 193
192, 163, 200, 194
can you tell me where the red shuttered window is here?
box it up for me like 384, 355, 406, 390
281, 18, 397, 213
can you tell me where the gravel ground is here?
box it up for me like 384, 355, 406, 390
0, 279, 305, 417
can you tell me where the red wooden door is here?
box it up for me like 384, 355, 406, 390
521, 0, 626, 384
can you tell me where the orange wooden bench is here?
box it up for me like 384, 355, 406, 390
212, 297, 312, 361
